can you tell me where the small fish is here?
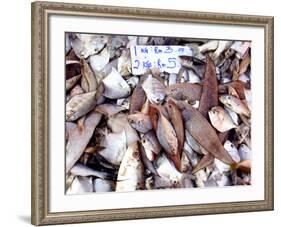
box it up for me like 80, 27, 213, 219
99, 130, 127, 166
66, 111, 102, 173
66, 91, 96, 121
199, 56, 218, 118
166, 98, 185, 155
219, 80, 249, 100
128, 113, 152, 133
66, 74, 81, 91
80, 58, 98, 92
116, 142, 145, 191
129, 81, 147, 114
142, 74, 166, 104
66, 176, 93, 194
238, 53, 251, 76
155, 106, 178, 156
208, 106, 238, 132
102, 68, 131, 99
165, 83, 202, 101
219, 95, 250, 117
141, 130, 161, 160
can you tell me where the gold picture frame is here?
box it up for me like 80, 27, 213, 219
31, 1, 274, 225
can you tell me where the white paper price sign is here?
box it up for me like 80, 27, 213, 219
130, 45, 193, 75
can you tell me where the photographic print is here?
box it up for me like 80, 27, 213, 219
65, 33, 252, 194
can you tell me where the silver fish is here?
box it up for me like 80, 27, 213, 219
116, 142, 145, 191
142, 74, 166, 104
141, 131, 161, 161
102, 68, 131, 99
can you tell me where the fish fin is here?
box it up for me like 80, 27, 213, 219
192, 153, 214, 174
77, 116, 86, 134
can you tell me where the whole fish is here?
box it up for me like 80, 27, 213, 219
141, 131, 161, 161
199, 56, 218, 118
219, 95, 250, 117
116, 142, 145, 191
165, 83, 202, 101
102, 68, 131, 99
178, 101, 236, 166
129, 82, 146, 114
155, 106, 178, 156
152, 105, 181, 171
166, 98, 185, 155
80, 58, 98, 92
66, 91, 96, 121
66, 74, 81, 91
66, 111, 102, 173
128, 113, 152, 133
142, 74, 166, 104
208, 106, 238, 132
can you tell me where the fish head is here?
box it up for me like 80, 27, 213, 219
219, 95, 233, 108
208, 106, 224, 122
127, 143, 142, 163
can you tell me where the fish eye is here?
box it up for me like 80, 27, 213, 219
142, 139, 146, 143
227, 96, 231, 100
230, 144, 234, 148
156, 98, 160, 102
169, 105, 172, 108
132, 151, 139, 158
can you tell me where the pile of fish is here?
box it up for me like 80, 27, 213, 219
65, 33, 252, 194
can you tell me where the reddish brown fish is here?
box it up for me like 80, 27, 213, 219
178, 101, 236, 166
165, 83, 202, 101
166, 98, 185, 156
199, 56, 218, 118
129, 80, 147, 114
